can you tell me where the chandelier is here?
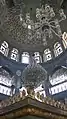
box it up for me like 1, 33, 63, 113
0, 1, 66, 46
19, 4, 66, 45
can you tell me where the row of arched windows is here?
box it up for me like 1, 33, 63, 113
49, 82, 67, 95
0, 84, 12, 96
49, 66, 67, 96
0, 68, 15, 96
0, 41, 42, 64
0, 32, 67, 63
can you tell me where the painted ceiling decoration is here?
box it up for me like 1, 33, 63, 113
0, 0, 67, 66
0, 0, 66, 52
0, 0, 67, 101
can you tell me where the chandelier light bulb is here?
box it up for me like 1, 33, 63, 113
26, 13, 30, 24
36, 8, 41, 19
50, 8, 55, 18
28, 25, 31, 29
45, 4, 51, 13
20, 14, 23, 21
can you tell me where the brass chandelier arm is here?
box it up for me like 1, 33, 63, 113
51, 27, 62, 38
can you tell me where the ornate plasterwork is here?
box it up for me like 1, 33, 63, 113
0, 97, 67, 119
0, 0, 66, 52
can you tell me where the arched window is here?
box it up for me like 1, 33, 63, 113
62, 32, 67, 49
0, 41, 9, 57
0, 68, 12, 86
49, 82, 67, 95
34, 52, 42, 63
21, 52, 29, 64
0, 67, 15, 96
49, 66, 67, 95
10, 48, 19, 62
50, 66, 67, 85
0, 85, 11, 96
43, 48, 52, 62
54, 42, 63, 57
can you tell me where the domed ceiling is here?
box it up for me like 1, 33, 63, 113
0, 0, 67, 52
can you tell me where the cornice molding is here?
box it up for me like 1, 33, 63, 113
0, 97, 67, 119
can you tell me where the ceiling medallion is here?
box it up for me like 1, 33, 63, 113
16, 70, 21, 77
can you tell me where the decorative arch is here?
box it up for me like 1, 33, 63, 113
51, 66, 62, 76
1, 66, 14, 77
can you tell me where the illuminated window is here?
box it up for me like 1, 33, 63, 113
0, 41, 9, 57
54, 42, 63, 57
49, 82, 67, 95
0, 75, 12, 86
10, 48, 19, 62
49, 67, 67, 86
0, 85, 12, 96
50, 75, 67, 85
62, 32, 67, 49
21, 52, 29, 64
43, 48, 52, 62
34, 52, 42, 63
